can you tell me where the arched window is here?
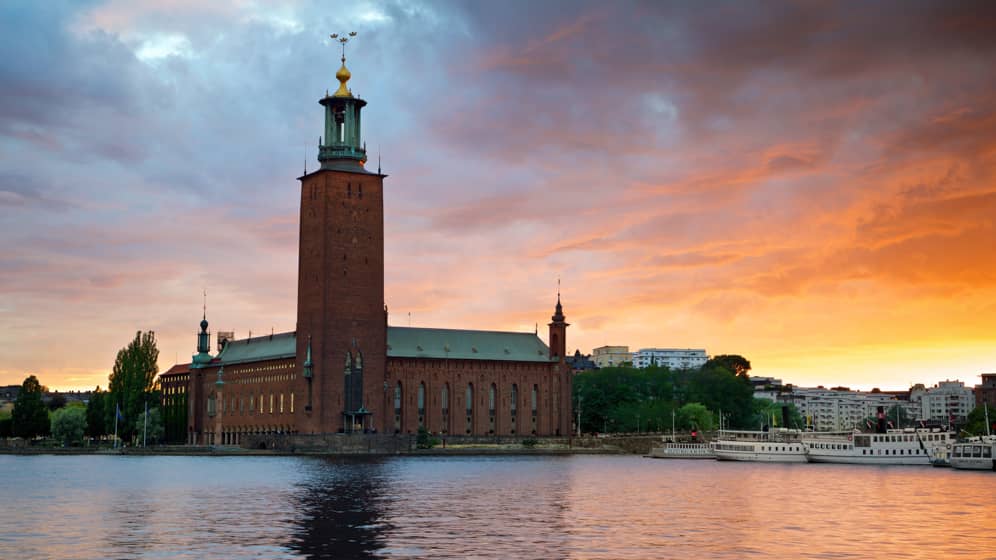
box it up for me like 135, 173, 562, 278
532, 384, 539, 435
394, 382, 403, 433
417, 382, 426, 428
441, 383, 450, 434
510, 384, 518, 434
488, 383, 497, 434
466, 383, 474, 435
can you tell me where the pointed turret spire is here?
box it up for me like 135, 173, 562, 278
552, 278, 565, 322
192, 294, 213, 367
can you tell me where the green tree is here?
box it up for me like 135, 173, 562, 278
753, 399, 805, 429
51, 406, 87, 446
687, 365, 755, 428
138, 407, 165, 445
677, 402, 714, 432
703, 355, 752, 378
46, 393, 67, 411
108, 331, 159, 443
11, 375, 50, 438
962, 403, 995, 437
0, 410, 12, 438
86, 386, 107, 439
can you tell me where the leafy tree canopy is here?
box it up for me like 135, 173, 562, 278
963, 403, 996, 437
12, 375, 50, 439
51, 406, 87, 446
703, 355, 752, 378
108, 331, 159, 442
86, 386, 107, 438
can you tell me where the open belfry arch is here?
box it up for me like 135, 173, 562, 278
158, 34, 573, 444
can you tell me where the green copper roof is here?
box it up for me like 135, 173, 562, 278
387, 326, 554, 362
216, 331, 297, 365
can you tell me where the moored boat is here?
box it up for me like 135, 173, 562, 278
802, 428, 955, 466
648, 441, 715, 459
712, 428, 807, 463
949, 437, 995, 471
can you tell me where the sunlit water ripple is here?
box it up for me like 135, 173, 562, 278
1, 454, 994, 559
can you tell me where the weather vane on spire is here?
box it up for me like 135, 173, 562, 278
330, 31, 357, 62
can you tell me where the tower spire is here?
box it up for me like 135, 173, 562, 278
319, 32, 367, 171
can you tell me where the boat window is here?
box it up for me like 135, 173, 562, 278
984, 447, 992, 458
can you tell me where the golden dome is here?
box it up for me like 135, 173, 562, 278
333, 58, 352, 98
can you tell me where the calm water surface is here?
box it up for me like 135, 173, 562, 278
1, 454, 994, 559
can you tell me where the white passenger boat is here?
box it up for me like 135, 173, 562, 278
802, 428, 955, 465
949, 437, 995, 471
648, 441, 715, 459
711, 428, 807, 463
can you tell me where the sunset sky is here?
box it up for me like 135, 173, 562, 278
2, 1, 995, 392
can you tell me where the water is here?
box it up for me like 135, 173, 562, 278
1, 454, 994, 559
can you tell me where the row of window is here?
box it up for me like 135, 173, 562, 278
394, 381, 541, 435
232, 362, 294, 375
234, 374, 295, 385
208, 392, 294, 416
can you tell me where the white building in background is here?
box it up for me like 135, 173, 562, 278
632, 348, 708, 370
910, 380, 975, 423
777, 387, 920, 432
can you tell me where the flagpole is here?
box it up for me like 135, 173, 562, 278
113, 403, 119, 449
143, 400, 148, 448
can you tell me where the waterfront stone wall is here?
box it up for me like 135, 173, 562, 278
239, 433, 659, 454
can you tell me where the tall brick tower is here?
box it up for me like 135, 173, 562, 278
296, 38, 386, 434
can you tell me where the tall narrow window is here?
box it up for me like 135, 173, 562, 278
466, 383, 474, 435
510, 384, 518, 434
290, 392, 294, 414
488, 383, 497, 434
250, 394, 255, 413
270, 393, 274, 414
532, 385, 539, 435
441, 383, 450, 434
394, 382, 403, 433
417, 382, 426, 428
280, 394, 284, 413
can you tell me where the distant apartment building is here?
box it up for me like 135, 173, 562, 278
632, 348, 708, 370
592, 346, 632, 368
910, 380, 975, 423
777, 387, 919, 432
976, 373, 996, 409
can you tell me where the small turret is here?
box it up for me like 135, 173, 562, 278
548, 285, 569, 361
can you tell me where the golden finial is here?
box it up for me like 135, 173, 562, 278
330, 31, 357, 98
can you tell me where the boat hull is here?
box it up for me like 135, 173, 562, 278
806, 454, 930, 466
714, 451, 807, 463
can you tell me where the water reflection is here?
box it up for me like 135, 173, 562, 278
2, 455, 996, 559
288, 458, 391, 559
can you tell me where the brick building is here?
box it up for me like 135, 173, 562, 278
977, 373, 996, 409
159, 51, 573, 444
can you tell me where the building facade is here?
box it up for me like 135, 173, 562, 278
591, 346, 631, 368
632, 348, 708, 370
910, 380, 975, 423
775, 387, 919, 432
976, 373, 996, 409
159, 52, 573, 444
